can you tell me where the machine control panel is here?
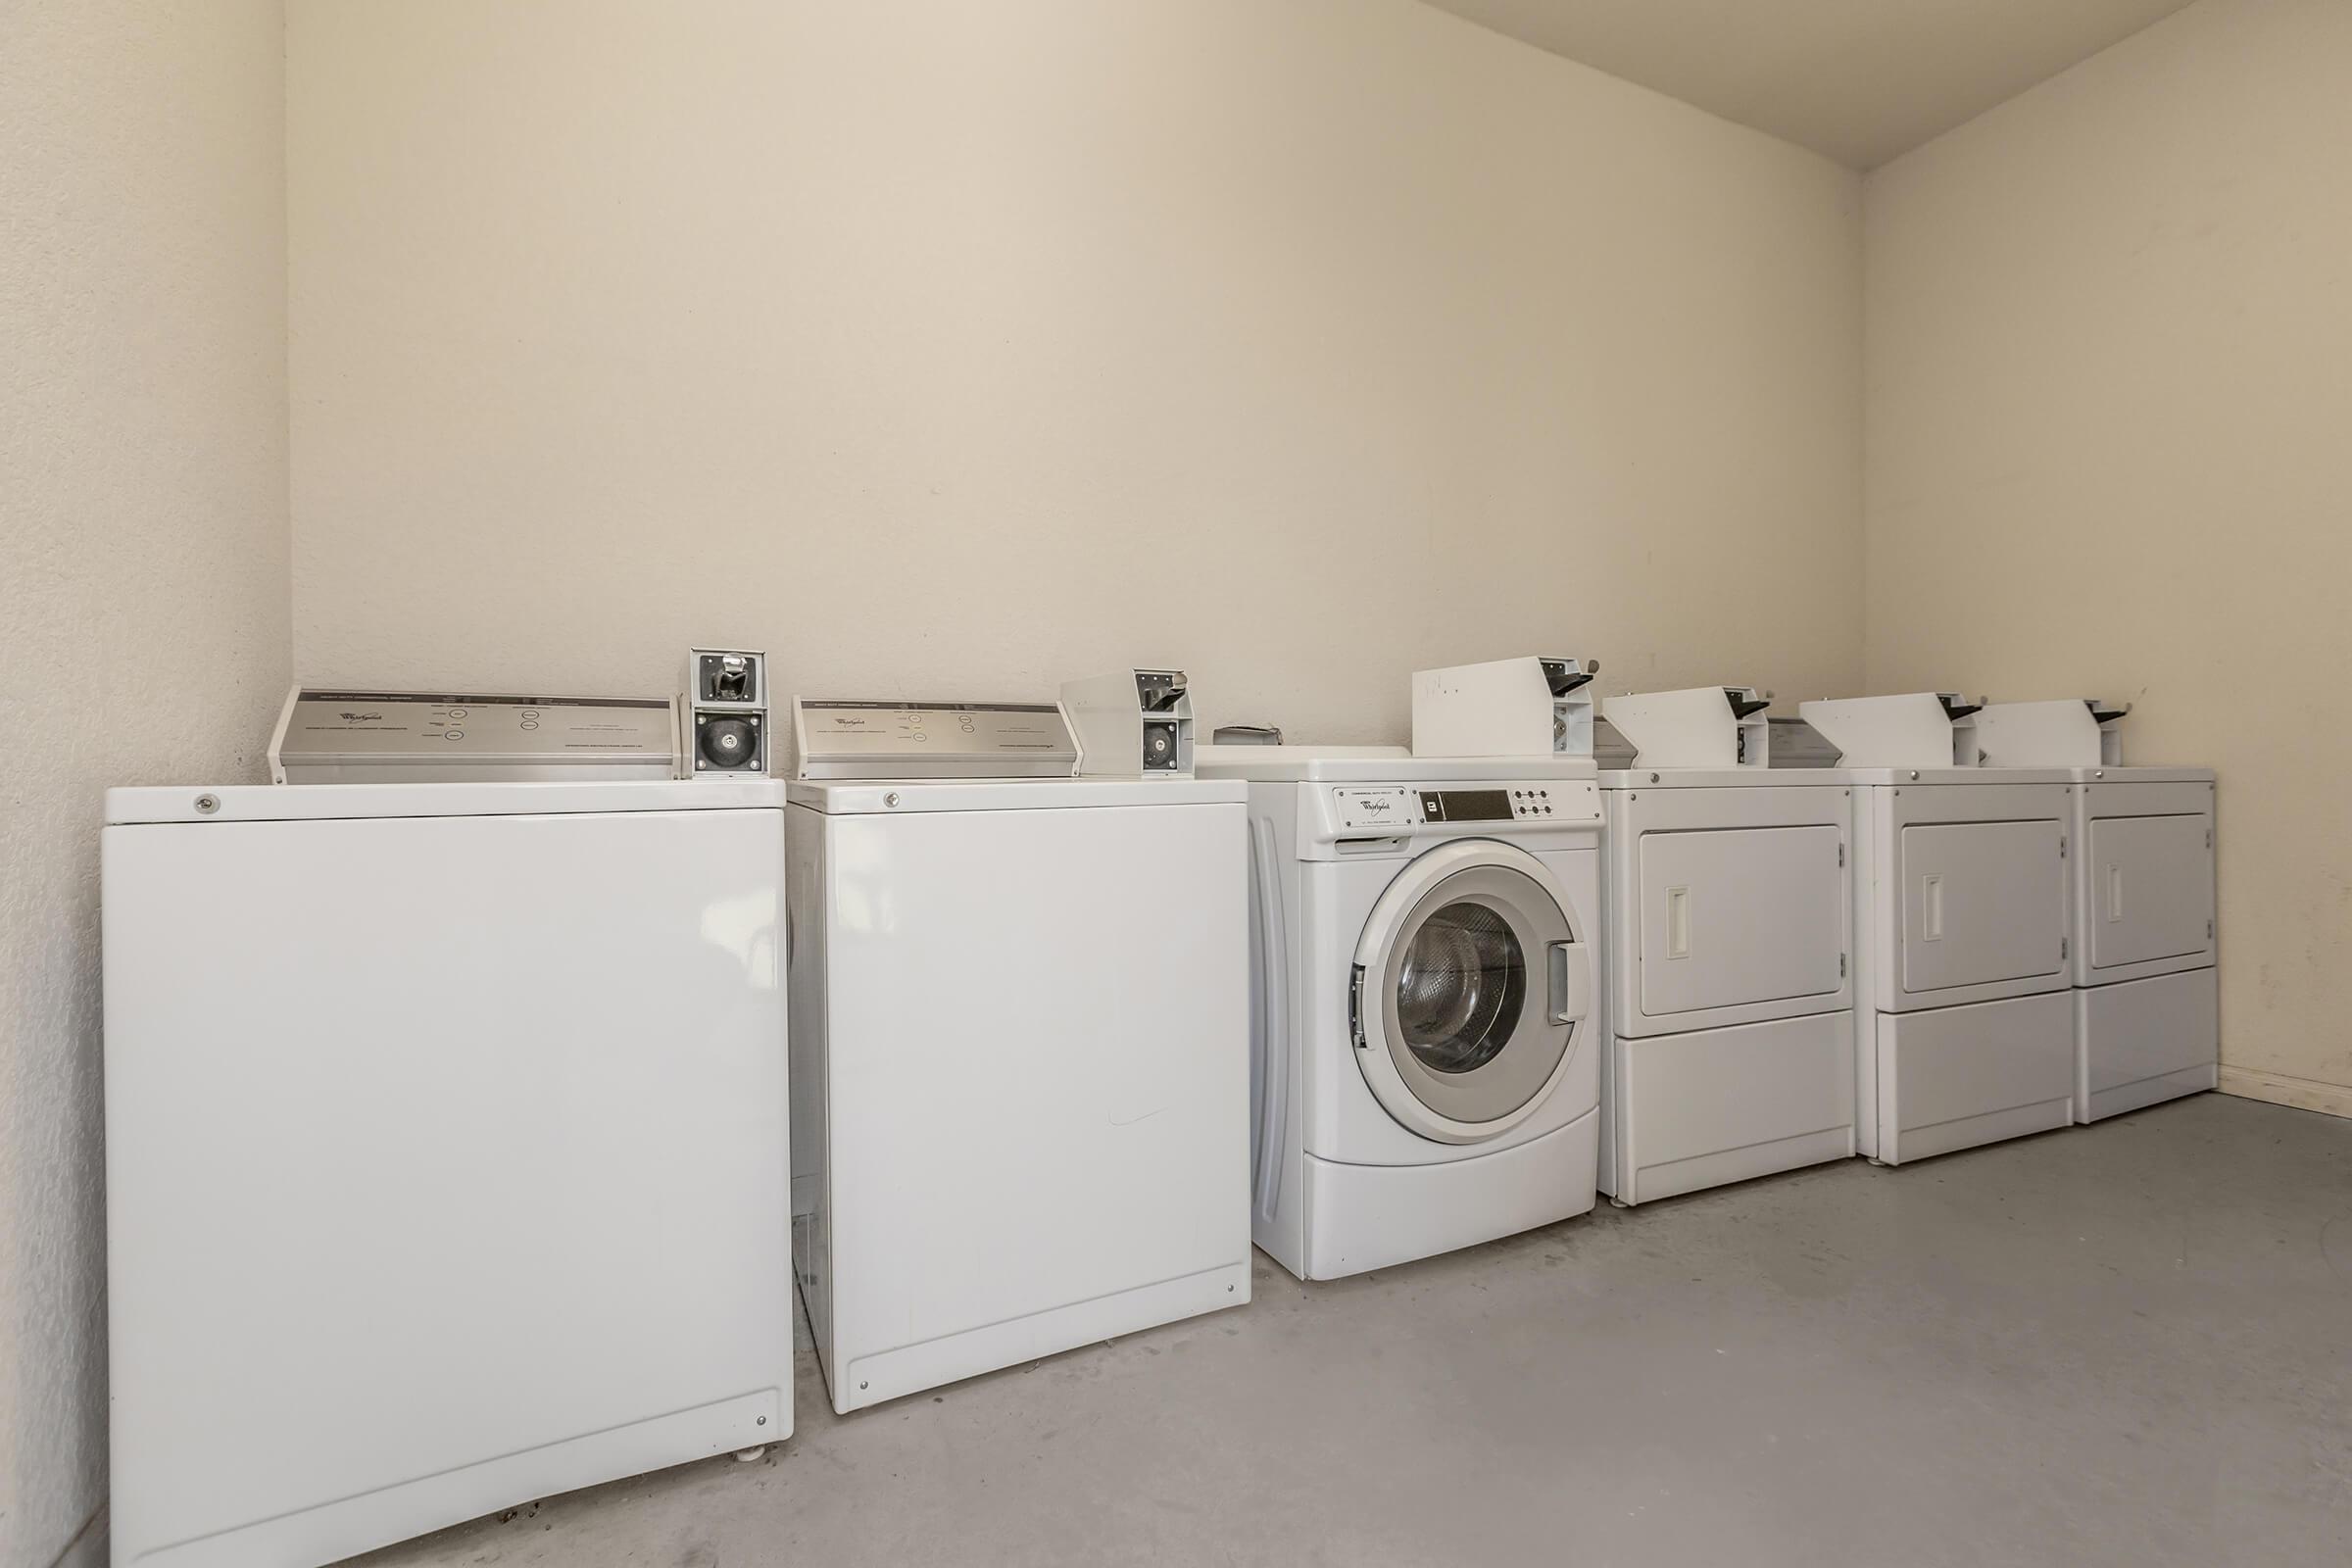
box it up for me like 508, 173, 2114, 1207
794, 700, 1079, 779
1420, 787, 1569, 822
1326, 781, 1599, 834
270, 689, 680, 784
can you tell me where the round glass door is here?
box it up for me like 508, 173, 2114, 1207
1353, 845, 1587, 1143
1396, 902, 1527, 1075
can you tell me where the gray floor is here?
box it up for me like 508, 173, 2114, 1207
353, 1095, 2352, 1567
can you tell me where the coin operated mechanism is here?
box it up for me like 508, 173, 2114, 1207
1797, 692, 1984, 770
1410, 656, 1601, 760
682, 649, 769, 777
1973, 698, 2132, 768
1060, 669, 1195, 776
1599, 685, 1774, 770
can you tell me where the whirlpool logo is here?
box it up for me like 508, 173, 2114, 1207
1359, 797, 1395, 814
338, 710, 386, 722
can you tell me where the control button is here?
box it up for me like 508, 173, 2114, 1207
519, 709, 539, 720
519, 720, 538, 731
444, 729, 464, 741
448, 708, 467, 719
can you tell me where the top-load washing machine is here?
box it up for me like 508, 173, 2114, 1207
104, 679, 791, 1568
1591, 688, 1858, 1205
787, 675, 1252, 1412
1799, 694, 2078, 1163
1195, 744, 1601, 1280
1977, 700, 2219, 1121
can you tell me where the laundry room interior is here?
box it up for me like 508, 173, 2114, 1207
4, 2, 2348, 1567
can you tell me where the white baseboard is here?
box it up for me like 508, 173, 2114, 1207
2219, 1066, 2352, 1120
48, 1503, 107, 1568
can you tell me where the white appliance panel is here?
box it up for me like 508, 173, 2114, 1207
1637, 825, 1845, 1017
105, 806, 788, 1568
1299, 1116, 1596, 1279
2076, 967, 2220, 1122
1876, 991, 2075, 1164
2086, 812, 2216, 972
806, 799, 1249, 1406
1612, 1011, 1855, 1203
1898, 819, 2068, 994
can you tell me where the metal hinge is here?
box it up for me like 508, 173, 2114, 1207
2061, 937, 2070, 960
2207, 919, 2216, 940
2207, 828, 2214, 849
1839, 953, 1848, 978
2059, 834, 2068, 858
1838, 843, 1846, 868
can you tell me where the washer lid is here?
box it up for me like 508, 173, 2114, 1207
105, 777, 789, 825
787, 777, 1245, 814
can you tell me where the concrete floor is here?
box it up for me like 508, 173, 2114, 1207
352, 1094, 2352, 1567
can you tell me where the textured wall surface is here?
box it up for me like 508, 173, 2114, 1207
1866, 0, 2352, 1112
0, 4, 290, 1564
288, 0, 1864, 739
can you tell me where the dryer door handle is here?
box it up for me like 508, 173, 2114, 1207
1547, 939, 1591, 1026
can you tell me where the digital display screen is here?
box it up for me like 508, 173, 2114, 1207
1420, 789, 1512, 822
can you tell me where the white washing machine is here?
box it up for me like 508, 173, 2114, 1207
1592, 688, 1858, 1205
104, 715, 791, 1568
1194, 746, 1601, 1281
1800, 694, 2079, 1164
787, 695, 1250, 1413
1977, 700, 2219, 1121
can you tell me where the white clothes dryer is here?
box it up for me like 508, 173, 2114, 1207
1977, 700, 2219, 1121
1801, 694, 2078, 1164
1195, 747, 1602, 1281
1592, 688, 1858, 1206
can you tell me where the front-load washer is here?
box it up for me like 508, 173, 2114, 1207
1800, 694, 2078, 1164
1193, 746, 1601, 1281
1592, 688, 1858, 1205
787, 697, 1250, 1413
1977, 700, 2219, 1121
103, 766, 791, 1568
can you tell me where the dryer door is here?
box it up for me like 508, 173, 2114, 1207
2087, 813, 2215, 971
1350, 840, 1588, 1145
1898, 818, 2069, 994
1637, 825, 1846, 1018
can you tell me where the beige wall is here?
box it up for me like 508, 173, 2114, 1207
1865, 0, 2352, 1112
0, 4, 292, 1565
287, 0, 1864, 741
